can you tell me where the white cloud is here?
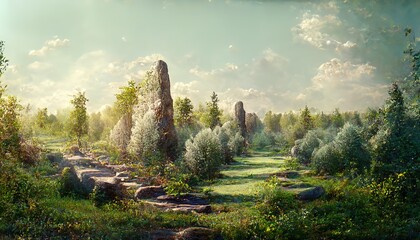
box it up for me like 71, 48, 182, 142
311, 58, 376, 90
292, 12, 356, 52
28, 36, 70, 56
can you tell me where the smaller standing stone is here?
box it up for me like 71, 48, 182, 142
234, 101, 247, 139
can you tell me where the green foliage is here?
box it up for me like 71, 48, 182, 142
184, 128, 223, 180
68, 91, 89, 148
0, 47, 22, 158
371, 83, 419, 179
164, 178, 192, 197
174, 96, 194, 127
251, 131, 275, 150
312, 123, 370, 176
0, 41, 8, 77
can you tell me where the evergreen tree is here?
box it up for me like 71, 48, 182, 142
205, 92, 222, 129
174, 97, 194, 127
299, 105, 314, 133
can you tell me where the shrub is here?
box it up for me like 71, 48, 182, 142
334, 123, 370, 175
312, 142, 341, 174
184, 128, 223, 180
128, 110, 159, 165
256, 177, 298, 215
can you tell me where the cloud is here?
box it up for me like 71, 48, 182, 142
302, 58, 386, 110
292, 12, 357, 52
28, 61, 51, 70
311, 58, 376, 90
28, 36, 70, 56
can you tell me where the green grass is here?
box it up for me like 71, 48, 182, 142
35, 134, 68, 152
202, 155, 285, 198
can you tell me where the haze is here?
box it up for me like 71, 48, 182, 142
1, 0, 419, 115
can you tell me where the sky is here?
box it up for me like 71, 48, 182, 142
1, 0, 419, 116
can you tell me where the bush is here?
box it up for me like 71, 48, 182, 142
312, 142, 342, 174
184, 128, 223, 180
251, 131, 275, 150
256, 177, 298, 215
293, 130, 323, 164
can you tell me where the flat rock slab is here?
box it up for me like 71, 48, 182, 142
63, 155, 124, 195
149, 227, 220, 240
144, 194, 212, 214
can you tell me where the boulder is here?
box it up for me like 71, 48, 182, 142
46, 152, 63, 163
134, 185, 166, 199
176, 227, 220, 240
296, 186, 325, 201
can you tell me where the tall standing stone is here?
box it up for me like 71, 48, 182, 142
234, 101, 247, 140
153, 60, 178, 161
129, 60, 178, 162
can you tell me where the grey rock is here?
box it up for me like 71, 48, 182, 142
296, 186, 325, 201
134, 185, 165, 199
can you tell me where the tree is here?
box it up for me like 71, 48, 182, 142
205, 92, 222, 129
299, 105, 314, 133
69, 91, 89, 148
208, 92, 222, 129
264, 111, 281, 133
35, 108, 48, 129
0, 41, 21, 159
331, 108, 344, 129
115, 80, 140, 117
174, 97, 194, 127
371, 83, 417, 178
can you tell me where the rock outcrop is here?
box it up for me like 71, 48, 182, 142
234, 101, 247, 140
